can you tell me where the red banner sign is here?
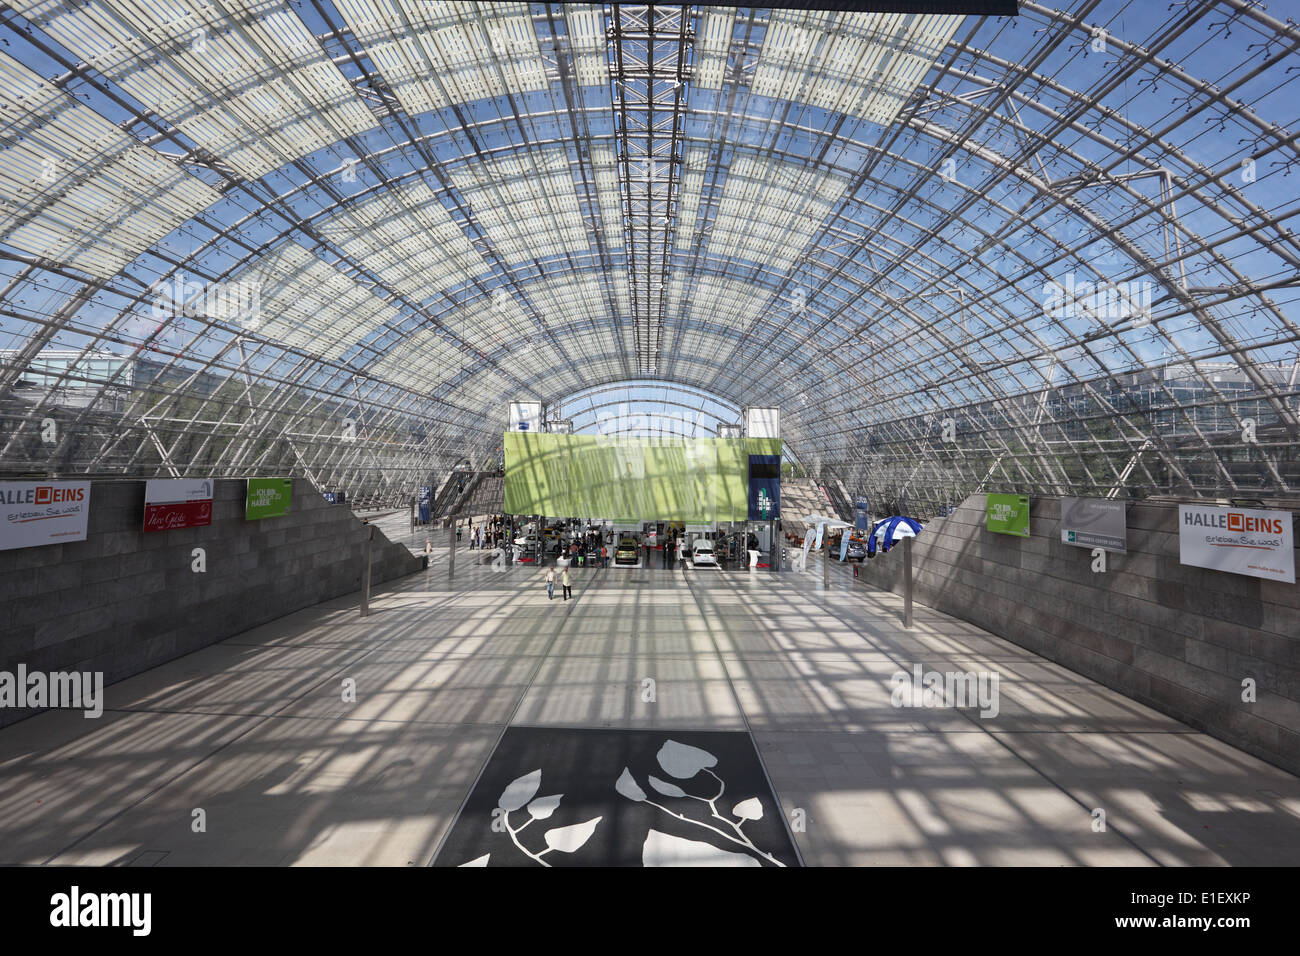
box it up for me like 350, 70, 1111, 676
144, 498, 212, 532
143, 479, 213, 533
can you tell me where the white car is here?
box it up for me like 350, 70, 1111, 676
689, 540, 717, 568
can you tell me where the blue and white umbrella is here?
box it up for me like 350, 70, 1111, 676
866, 516, 923, 556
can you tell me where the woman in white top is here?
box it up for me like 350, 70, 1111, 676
545, 566, 556, 600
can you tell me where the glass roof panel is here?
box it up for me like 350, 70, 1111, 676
0, 52, 221, 279
21, 0, 376, 179
0, 2, 1295, 508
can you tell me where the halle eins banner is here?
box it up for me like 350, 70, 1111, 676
1178, 504, 1294, 584
0, 481, 92, 551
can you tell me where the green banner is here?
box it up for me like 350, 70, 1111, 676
986, 493, 1030, 537
246, 478, 293, 520
503, 433, 780, 523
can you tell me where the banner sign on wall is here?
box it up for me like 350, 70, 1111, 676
1060, 497, 1126, 552
1178, 504, 1294, 584
854, 495, 870, 531
504, 433, 778, 523
0, 480, 92, 551
743, 407, 780, 439
143, 479, 213, 533
245, 478, 292, 520
508, 401, 542, 432
986, 493, 1030, 537
418, 486, 431, 524
748, 455, 781, 520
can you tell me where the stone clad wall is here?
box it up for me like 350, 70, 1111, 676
855, 495, 1299, 776
0, 478, 422, 727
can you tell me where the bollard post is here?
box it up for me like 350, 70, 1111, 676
903, 535, 914, 629
823, 536, 830, 589
360, 524, 374, 617
447, 520, 456, 581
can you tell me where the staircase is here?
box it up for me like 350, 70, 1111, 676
819, 477, 854, 522
780, 476, 844, 538
429, 470, 504, 521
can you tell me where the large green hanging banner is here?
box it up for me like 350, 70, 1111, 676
503, 433, 780, 523
246, 478, 293, 520
986, 493, 1030, 537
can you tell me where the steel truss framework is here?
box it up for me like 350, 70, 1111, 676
0, 1, 1297, 513
548, 378, 743, 438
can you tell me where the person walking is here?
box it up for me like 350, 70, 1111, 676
545, 566, 556, 601
600, 543, 608, 569
560, 566, 572, 601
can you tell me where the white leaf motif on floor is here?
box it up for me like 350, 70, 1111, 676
527, 794, 563, 820
459, 853, 490, 867
498, 769, 541, 811
615, 767, 647, 802
642, 828, 762, 867
544, 816, 603, 854
648, 774, 687, 798
656, 739, 718, 779
733, 797, 763, 821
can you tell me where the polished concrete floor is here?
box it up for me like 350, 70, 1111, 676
2, 539, 1298, 866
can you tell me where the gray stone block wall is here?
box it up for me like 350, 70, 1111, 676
0, 479, 423, 727
855, 495, 1299, 776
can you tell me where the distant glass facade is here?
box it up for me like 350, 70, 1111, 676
6, 351, 132, 389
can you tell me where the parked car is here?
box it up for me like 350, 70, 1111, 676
829, 534, 867, 561
689, 539, 718, 568
614, 536, 641, 567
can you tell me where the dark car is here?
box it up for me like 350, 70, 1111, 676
830, 534, 868, 561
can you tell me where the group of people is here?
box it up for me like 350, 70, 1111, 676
463, 514, 509, 551
565, 538, 609, 568
543, 527, 615, 602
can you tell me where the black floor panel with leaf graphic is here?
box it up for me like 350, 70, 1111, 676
434, 727, 800, 867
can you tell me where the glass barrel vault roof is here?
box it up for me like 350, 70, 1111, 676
0, 1, 1296, 511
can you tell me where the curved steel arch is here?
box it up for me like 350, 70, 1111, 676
0, 1, 1296, 510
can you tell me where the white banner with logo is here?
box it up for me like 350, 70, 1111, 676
1178, 505, 1294, 583
0, 481, 92, 551
1060, 497, 1127, 552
